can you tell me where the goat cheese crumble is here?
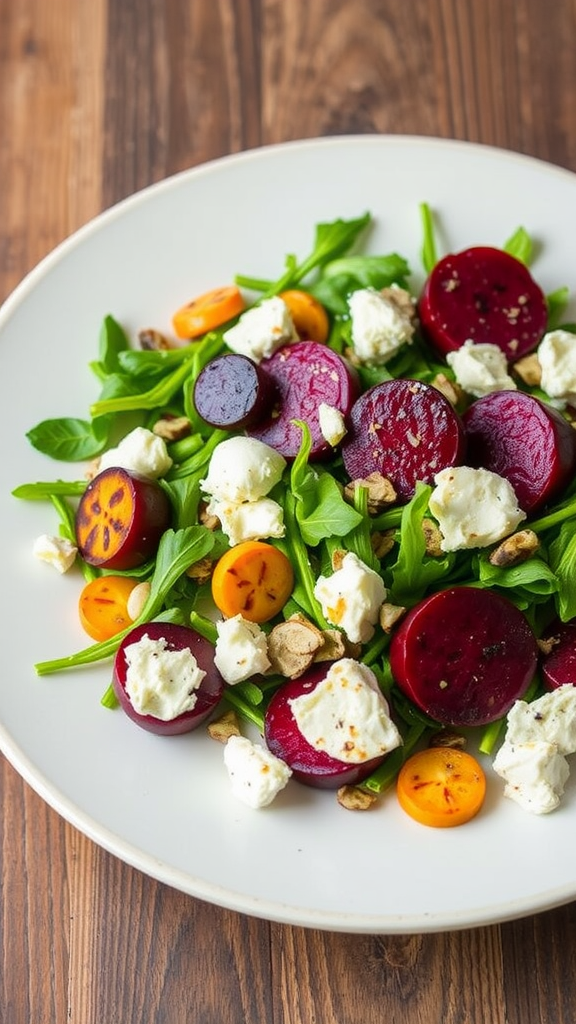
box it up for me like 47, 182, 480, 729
446, 340, 517, 397
349, 286, 415, 365
537, 329, 576, 404
123, 633, 205, 720
214, 614, 271, 685
289, 659, 402, 763
223, 296, 298, 362
224, 735, 292, 808
429, 465, 526, 551
313, 551, 386, 644
98, 426, 173, 479
201, 436, 286, 503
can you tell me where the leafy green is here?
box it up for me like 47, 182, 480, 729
26, 414, 112, 461
289, 421, 362, 546
548, 520, 576, 621
503, 226, 532, 265
387, 483, 455, 605
419, 202, 438, 273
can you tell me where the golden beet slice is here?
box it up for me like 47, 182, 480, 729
75, 467, 171, 570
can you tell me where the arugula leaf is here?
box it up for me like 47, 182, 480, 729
26, 414, 112, 461
503, 226, 533, 265
548, 520, 576, 620
289, 421, 362, 545
387, 483, 455, 604
419, 202, 438, 273
260, 214, 372, 296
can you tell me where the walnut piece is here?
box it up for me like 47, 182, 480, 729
267, 614, 326, 678
428, 730, 467, 750
379, 602, 406, 633
422, 517, 444, 557
429, 372, 466, 409
337, 785, 378, 811
313, 628, 348, 662
371, 530, 396, 559
207, 710, 241, 743
185, 555, 214, 584
380, 284, 417, 323
488, 528, 540, 567
344, 472, 397, 513
152, 415, 191, 441
513, 353, 542, 387
138, 327, 171, 350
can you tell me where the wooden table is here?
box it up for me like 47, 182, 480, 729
2, 1, 576, 1021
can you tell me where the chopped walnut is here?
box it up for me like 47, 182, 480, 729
138, 327, 171, 350
422, 517, 444, 557
379, 602, 406, 633
344, 472, 397, 513
428, 730, 467, 750
199, 502, 220, 531
331, 548, 347, 572
185, 555, 214, 584
267, 614, 326, 678
430, 372, 466, 409
207, 709, 241, 743
513, 353, 542, 387
488, 529, 540, 567
371, 530, 396, 559
537, 635, 561, 656
337, 785, 378, 811
152, 415, 191, 441
313, 628, 348, 662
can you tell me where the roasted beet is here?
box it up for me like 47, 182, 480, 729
246, 340, 360, 460
463, 390, 576, 514
341, 378, 466, 501
113, 621, 224, 735
418, 246, 548, 361
389, 587, 538, 727
540, 620, 576, 690
264, 663, 392, 789
75, 467, 171, 570
193, 353, 276, 429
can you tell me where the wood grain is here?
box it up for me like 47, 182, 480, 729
2, 0, 576, 1022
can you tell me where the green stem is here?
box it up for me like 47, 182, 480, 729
90, 354, 196, 417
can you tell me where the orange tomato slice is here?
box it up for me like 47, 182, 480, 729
279, 289, 330, 343
172, 285, 245, 339
79, 575, 140, 641
396, 747, 486, 828
211, 541, 294, 623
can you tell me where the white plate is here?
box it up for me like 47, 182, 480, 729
2, 135, 576, 934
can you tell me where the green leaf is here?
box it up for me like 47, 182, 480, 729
388, 483, 455, 604
296, 471, 362, 546
419, 202, 438, 273
548, 520, 576, 620
26, 415, 112, 461
263, 213, 372, 295
503, 226, 533, 265
93, 315, 131, 376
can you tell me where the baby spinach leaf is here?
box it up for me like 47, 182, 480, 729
26, 414, 112, 461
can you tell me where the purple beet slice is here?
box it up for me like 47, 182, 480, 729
113, 621, 224, 736
264, 665, 388, 789
389, 587, 538, 727
246, 340, 360, 460
463, 390, 576, 514
341, 378, 466, 501
540, 620, 576, 691
193, 353, 276, 429
418, 246, 548, 361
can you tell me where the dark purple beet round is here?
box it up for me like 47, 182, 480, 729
389, 587, 538, 727
341, 378, 466, 501
540, 620, 576, 690
193, 353, 276, 429
113, 621, 224, 735
246, 340, 360, 461
418, 246, 548, 361
463, 390, 576, 513
264, 664, 389, 789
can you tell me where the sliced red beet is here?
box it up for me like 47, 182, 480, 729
113, 621, 224, 736
246, 340, 360, 460
418, 246, 548, 361
463, 390, 576, 514
540, 620, 576, 690
192, 353, 276, 429
389, 587, 538, 727
341, 378, 466, 501
264, 664, 389, 789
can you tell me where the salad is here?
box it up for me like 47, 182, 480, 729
13, 205, 576, 825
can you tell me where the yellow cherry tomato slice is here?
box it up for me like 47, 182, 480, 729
79, 575, 139, 641
172, 285, 245, 339
396, 747, 486, 828
211, 541, 294, 623
279, 289, 330, 343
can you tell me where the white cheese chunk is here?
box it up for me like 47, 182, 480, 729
318, 402, 347, 447
224, 734, 292, 808
207, 496, 285, 546
505, 685, 576, 755
200, 436, 286, 502
313, 551, 386, 644
289, 658, 402, 764
214, 614, 271, 685
429, 466, 526, 552
98, 426, 173, 479
349, 286, 415, 365
33, 534, 78, 573
446, 340, 517, 398
537, 329, 576, 403
123, 633, 205, 720
493, 739, 569, 815
223, 296, 298, 362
